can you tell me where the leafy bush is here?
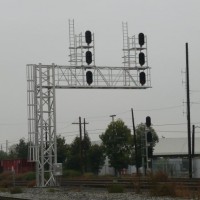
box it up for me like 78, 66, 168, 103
82, 172, 95, 179
148, 171, 176, 197
150, 183, 176, 197
0, 180, 12, 188
48, 188, 56, 193
107, 184, 124, 193
10, 187, 23, 194
27, 180, 36, 188
62, 170, 81, 178
0, 188, 8, 192
149, 171, 168, 182
24, 172, 36, 180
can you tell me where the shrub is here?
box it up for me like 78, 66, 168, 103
10, 187, 23, 194
107, 184, 124, 193
150, 183, 176, 197
24, 172, 36, 181
82, 172, 95, 179
27, 180, 36, 188
48, 188, 56, 193
0, 180, 12, 188
0, 188, 8, 192
62, 170, 81, 178
149, 171, 168, 182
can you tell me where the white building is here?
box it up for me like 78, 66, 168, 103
152, 137, 200, 178
96, 137, 200, 177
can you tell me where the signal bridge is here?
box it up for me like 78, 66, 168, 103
27, 20, 151, 187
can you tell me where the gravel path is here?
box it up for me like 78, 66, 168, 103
0, 188, 184, 200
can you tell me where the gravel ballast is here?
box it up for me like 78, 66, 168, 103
0, 188, 184, 200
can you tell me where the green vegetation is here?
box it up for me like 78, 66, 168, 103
107, 184, 124, 193
10, 187, 23, 194
62, 170, 82, 178
100, 119, 133, 176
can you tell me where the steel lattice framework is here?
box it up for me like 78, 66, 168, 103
26, 20, 151, 187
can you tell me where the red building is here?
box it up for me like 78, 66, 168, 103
0, 159, 35, 174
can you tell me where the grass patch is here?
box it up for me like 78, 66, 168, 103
0, 188, 8, 192
62, 170, 81, 178
0, 180, 12, 188
148, 171, 175, 197
16, 172, 36, 181
47, 188, 56, 193
107, 184, 124, 193
10, 187, 23, 194
150, 182, 176, 197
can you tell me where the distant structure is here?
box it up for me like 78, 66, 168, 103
26, 20, 151, 187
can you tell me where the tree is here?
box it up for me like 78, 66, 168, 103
88, 144, 105, 175
66, 133, 91, 173
57, 135, 68, 163
15, 138, 28, 159
8, 144, 17, 159
99, 119, 132, 175
134, 123, 159, 168
0, 150, 8, 160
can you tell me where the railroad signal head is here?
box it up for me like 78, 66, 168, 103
138, 33, 145, 47
146, 116, 151, 127
139, 72, 146, 85
147, 132, 152, 143
148, 146, 153, 158
139, 52, 145, 66
85, 30, 92, 45
86, 71, 93, 85
86, 51, 92, 65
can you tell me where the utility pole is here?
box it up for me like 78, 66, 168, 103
6, 140, 8, 154
185, 43, 192, 179
72, 117, 83, 174
192, 125, 195, 157
83, 118, 89, 139
83, 118, 89, 172
72, 117, 89, 174
131, 108, 138, 174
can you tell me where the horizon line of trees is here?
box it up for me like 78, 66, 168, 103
0, 119, 158, 175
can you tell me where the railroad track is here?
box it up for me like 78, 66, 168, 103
0, 197, 30, 200
6, 177, 200, 189
60, 177, 200, 189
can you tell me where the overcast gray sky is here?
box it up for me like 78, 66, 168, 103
0, 0, 200, 148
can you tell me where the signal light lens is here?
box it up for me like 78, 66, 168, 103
146, 116, 151, 127
139, 52, 145, 66
86, 51, 92, 65
85, 30, 92, 45
147, 132, 152, 143
138, 33, 145, 47
139, 72, 146, 85
148, 147, 153, 158
86, 71, 93, 85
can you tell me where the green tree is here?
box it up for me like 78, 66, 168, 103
88, 144, 105, 175
65, 137, 80, 170
66, 133, 91, 173
0, 150, 8, 160
135, 123, 159, 168
99, 119, 132, 176
15, 138, 28, 159
57, 135, 68, 163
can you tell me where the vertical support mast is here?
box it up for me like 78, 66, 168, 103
185, 43, 192, 179
27, 64, 57, 187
